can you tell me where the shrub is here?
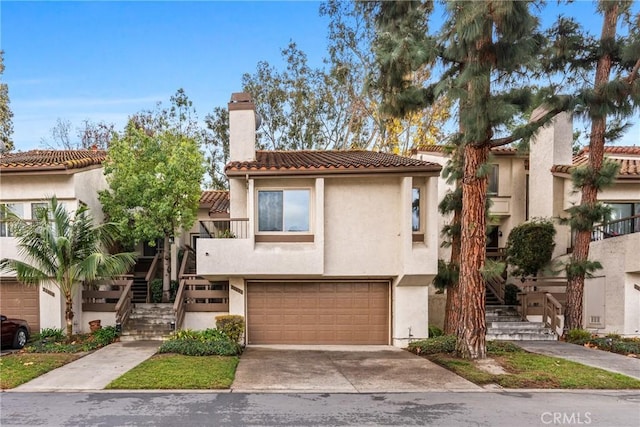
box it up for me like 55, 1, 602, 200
35, 328, 65, 341
92, 326, 119, 346
408, 335, 456, 355
505, 218, 556, 278
428, 325, 444, 338
504, 284, 520, 305
565, 328, 593, 344
215, 315, 245, 343
487, 340, 523, 354
150, 279, 163, 303
158, 339, 240, 356
161, 328, 242, 356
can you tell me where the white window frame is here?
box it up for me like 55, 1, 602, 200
255, 187, 313, 235
0, 203, 24, 237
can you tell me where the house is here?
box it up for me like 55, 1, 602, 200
0, 149, 108, 332
414, 110, 640, 337
192, 93, 443, 346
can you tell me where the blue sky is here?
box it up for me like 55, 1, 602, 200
2, 0, 639, 151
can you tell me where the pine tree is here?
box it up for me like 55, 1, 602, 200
372, 0, 564, 359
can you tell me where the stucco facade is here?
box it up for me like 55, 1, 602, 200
0, 151, 108, 333
196, 93, 442, 347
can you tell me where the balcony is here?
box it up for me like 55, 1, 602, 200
591, 214, 640, 241
196, 219, 323, 278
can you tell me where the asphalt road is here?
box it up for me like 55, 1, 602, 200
1, 391, 639, 426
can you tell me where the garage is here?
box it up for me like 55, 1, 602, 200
247, 281, 389, 345
1, 281, 40, 331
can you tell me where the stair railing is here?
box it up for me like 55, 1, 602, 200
115, 278, 134, 327
542, 292, 563, 336
485, 275, 505, 305
173, 278, 187, 330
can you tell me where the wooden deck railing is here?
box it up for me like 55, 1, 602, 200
517, 277, 567, 335
115, 280, 133, 326
82, 277, 133, 313
173, 278, 187, 330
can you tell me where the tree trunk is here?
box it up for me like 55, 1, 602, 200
162, 234, 171, 302
564, 1, 617, 332
455, 144, 489, 359
64, 292, 74, 339
444, 207, 462, 335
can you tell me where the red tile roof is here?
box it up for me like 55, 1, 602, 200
552, 146, 640, 178
200, 190, 229, 214
0, 149, 107, 173
226, 150, 441, 176
415, 145, 525, 155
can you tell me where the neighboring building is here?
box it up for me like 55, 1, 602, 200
195, 93, 442, 347
0, 149, 108, 332
415, 110, 640, 337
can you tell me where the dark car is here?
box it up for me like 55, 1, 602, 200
1, 314, 31, 349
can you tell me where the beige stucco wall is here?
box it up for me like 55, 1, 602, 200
586, 233, 640, 336
529, 112, 573, 258
393, 284, 428, 346
39, 281, 65, 332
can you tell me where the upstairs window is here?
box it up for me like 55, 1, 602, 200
258, 189, 310, 232
412, 188, 421, 232
488, 164, 499, 196
0, 203, 24, 237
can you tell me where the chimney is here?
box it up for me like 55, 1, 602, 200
228, 92, 257, 162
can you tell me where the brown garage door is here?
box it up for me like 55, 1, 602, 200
247, 281, 389, 345
1, 281, 40, 331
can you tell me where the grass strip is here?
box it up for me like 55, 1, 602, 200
0, 353, 81, 389
106, 354, 239, 389
428, 352, 640, 389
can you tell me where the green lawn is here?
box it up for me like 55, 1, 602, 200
106, 354, 239, 389
429, 352, 640, 389
0, 353, 81, 389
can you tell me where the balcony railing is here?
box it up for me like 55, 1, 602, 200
592, 214, 640, 241
199, 219, 249, 239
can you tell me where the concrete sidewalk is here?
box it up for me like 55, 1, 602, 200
514, 340, 640, 380
11, 340, 160, 392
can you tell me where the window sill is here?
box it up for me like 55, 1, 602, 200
255, 234, 315, 243
412, 233, 424, 243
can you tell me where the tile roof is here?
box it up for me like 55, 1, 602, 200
226, 150, 441, 176
200, 190, 229, 214
415, 145, 525, 155
0, 149, 107, 173
552, 146, 640, 178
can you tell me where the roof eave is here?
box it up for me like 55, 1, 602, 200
225, 165, 442, 178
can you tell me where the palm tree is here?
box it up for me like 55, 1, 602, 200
0, 196, 136, 339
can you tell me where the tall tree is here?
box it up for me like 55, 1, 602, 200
0, 197, 136, 338
41, 118, 115, 150
100, 89, 206, 300
0, 50, 14, 152
372, 0, 563, 358
546, 1, 640, 331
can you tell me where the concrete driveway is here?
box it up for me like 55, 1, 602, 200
231, 345, 480, 393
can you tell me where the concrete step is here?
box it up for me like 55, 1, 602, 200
119, 333, 171, 342
486, 316, 523, 322
489, 321, 546, 329
487, 332, 557, 341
